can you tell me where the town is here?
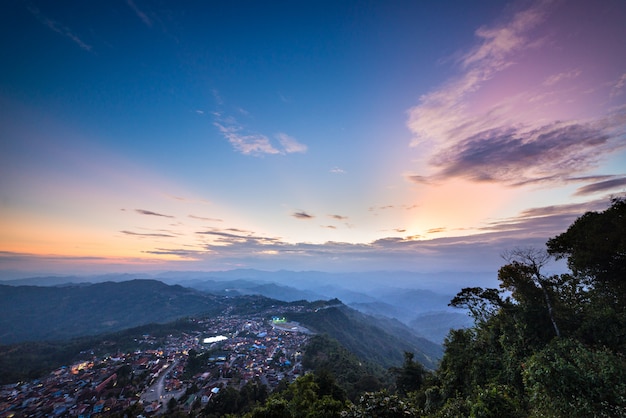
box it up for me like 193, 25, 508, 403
0, 304, 314, 417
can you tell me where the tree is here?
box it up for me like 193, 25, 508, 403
500, 248, 560, 337
449, 287, 504, 323
341, 390, 420, 418
546, 197, 626, 351
523, 338, 626, 417
392, 352, 426, 395
547, 197, 626, 303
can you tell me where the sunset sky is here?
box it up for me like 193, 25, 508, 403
1, 0, 625, 276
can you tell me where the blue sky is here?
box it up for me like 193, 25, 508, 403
1, 0, 625, 276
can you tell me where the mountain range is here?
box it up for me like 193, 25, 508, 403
1, 269, 476, 344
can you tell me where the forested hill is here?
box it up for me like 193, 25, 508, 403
291, 305, 442, 370
0, 280, 231, 344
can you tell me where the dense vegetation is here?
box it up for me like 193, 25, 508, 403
290, 304, 442, 370
213, 197, 626, 417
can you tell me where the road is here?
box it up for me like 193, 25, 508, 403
140, 358, 184, 413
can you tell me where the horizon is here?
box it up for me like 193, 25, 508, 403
2, 0, 625, 276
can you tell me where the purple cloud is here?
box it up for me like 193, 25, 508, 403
292, 211, 314, 220
574, 177, 626, 196
135, 209, 174, 218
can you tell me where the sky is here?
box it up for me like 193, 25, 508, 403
1, 0, 625, 276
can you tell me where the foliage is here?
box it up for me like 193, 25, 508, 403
523, 338, 626, 417
302, 334, 388, 401
245, 372, 347, 418
391, 352, 426, 395
341, 390, 420, 417
547, 197, 626, 302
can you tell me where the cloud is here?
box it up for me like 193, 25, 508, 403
330, 167, 346, 174
408, 1, 549, 146
196, 228, 282, 247
143, 248, 208, 257
329, 214, 348, 221
292, 211, 314, 220
189, 214, 223, 222
5, 198, 619, 274
135, 209, 174, 218
461, 3, 547, 70
406, 0, 626, 187
611, 73, 626, 98
574, 177, 626, 196
478, 199, 611, 238
27, 5, 92, 51
126, 0, 152, 27
406, 175, 432, 185
430, 119, 622, 185
542, 69, 582, 86
121, 230, 175, 238
214, 122, 280, 155
276, 133, 308, 153
212, 107, 307, 156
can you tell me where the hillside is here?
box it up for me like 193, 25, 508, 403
289, 305, 442, 370
0, 280, 227, 343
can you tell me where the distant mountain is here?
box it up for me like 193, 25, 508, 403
0, 280, 227, 344
409, 311, 473, 344
0, 273, 153, 287
2, 269, 497, 293
348, 301, 416, 323
178, 278, 326, 302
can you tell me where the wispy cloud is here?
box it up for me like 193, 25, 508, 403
196, 228, 282, 247
574, 177, 626, 196
135, 209, 174, 218
543, 69, 581, 86
189, 214, 223, 222
121, 230, 175, 238
429, 118, 622, 185
27, 5, 92, 51
276, 133, 308, 153
406, 1, 626, 187
611, 73, 626, 98
214, 122, 280, 155
126, 0, 152, 27
143, 248, 209, 258
292, 211, 314, 220
212, 107, 307, 156
329, 214, 348, 221
330, 167, 346, 174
